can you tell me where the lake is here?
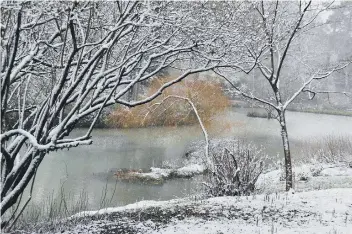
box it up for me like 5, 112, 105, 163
27, 108, 352, 216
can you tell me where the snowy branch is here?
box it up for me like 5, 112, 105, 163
284, 62, 351, 109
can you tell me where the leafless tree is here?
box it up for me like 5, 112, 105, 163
0, 1, 239, 228
214, 0, 351, 191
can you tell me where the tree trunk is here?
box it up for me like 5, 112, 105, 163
1, 151, 43, 221
278, 110, 293, 191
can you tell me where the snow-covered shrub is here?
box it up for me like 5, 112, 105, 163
204, 139, 268, 196
310, 164, 323, 177
294, 136, 352, 165
296, 165, 312, 181
279, 164, 322, 183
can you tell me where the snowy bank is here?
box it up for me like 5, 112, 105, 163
27, 188, 352, 234
320, 166, 352, 177
256, 164, 352, 193
113, 164, 206, 184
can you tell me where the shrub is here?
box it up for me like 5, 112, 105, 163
294, 135, 352, 165
106, 76, 231, 128
204, 139, 268, 196
310, 165, 323, 177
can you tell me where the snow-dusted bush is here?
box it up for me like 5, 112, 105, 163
295, 136, 352, 165
204, 139, 268, 196
278, 164, 323, 183
309, 164, 324, 177
295, 165, 312, 181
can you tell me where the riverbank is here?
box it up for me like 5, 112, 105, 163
231, 99, 352, 117
14, 187, 352, 233
11, 164, 352, 233
286, 108, 352, 117
244, 107, 352, 119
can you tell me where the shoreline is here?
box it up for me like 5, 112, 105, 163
82, 107, 352, 129
286, 108, 352, 117
11, 164, 352, 233
14, 187, 352, 234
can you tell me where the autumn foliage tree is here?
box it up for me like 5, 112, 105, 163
107, 76, 230, 128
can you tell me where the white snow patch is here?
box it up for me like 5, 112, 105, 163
320, 167, 352, 177
149, 164, 206, 178
176, 164, 205, 177
151, 188, 352, 233
151, 218, 352, 234
70, 188, 352, 234
72, 198, 188, 218
137, 172, 164, 180
256, 164, 352, 190
150, 167, 173, 178
257, 169, 282, 184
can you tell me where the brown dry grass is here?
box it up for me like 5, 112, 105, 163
106, 76, 231, 128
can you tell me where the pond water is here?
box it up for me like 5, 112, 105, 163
28, 108, 352, 215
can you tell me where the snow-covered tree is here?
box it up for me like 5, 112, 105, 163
213, 0, 352, 191
0, 1, 239, 228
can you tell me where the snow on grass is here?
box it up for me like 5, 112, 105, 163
72, 197, 187, 218
155, 217, 352, 234
24, 163, 352, 233
256, 164, 352, 194
320, 167, 352, 177
150, 188, 352, 233
66, 188, 352, 234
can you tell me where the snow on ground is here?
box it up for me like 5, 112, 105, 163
156, 218, 352, 234
54, 188, 352, 234
320, 167, 352, 177
256, 164, 352, 194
